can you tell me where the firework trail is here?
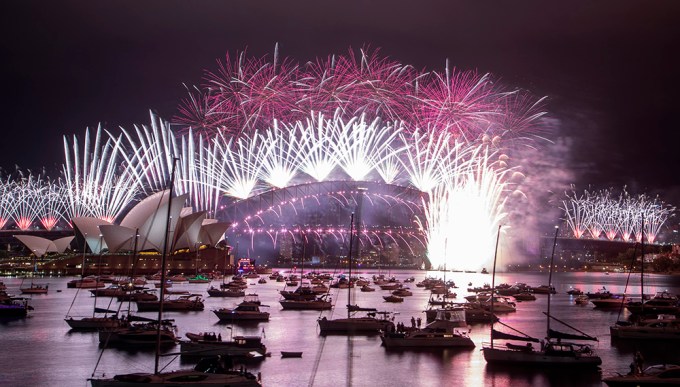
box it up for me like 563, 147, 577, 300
62, 126, 139, 223
0, 176, 14, 229
417, 147, 510, 270
259, 122, 300, 188
561, 188, 675, 243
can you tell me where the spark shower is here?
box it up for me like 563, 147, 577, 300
1, 48, 581, 270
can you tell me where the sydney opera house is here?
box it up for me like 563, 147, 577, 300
9, 190, 232, 276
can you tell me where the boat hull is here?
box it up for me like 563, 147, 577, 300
610, 325, 680, 340
318, 317, 394, 334
65, 317, 121, 330
89, 370, 261, 386
213, 310, 270, 321
482, 347, 602, 366
381, 335, 475, 348
179, 340, 266, 357
279, 300, 332, 310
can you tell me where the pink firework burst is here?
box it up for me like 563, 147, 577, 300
174, 47, 544, 142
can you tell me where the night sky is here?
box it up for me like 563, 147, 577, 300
2, 1, 680, 202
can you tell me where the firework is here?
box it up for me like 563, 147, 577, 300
175, 48, 544, 140
561, 188, 675, 243
62, 126, 139, 223
8, 48, 553, 271
0, 176, 14, 229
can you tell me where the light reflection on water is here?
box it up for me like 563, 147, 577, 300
1, 271, 679, 387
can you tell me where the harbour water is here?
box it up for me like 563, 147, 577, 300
1, 271, 679, 387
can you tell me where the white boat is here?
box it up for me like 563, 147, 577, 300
482, 226, 602, 368
180, 332, 267, 358
213, 300, 270, 322
380, 311, 474, 349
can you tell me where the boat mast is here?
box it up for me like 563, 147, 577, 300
127, 229, 139, 317
347, 213, 355, 319
489, 224, 501, 349
640, 216, 644, 314
546, 226, 559, 337
155, 157, 178, 375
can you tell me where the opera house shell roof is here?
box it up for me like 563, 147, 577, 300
15, 190, 230, 257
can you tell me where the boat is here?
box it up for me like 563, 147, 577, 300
90, 356, 262, 387
180, 332, 267, 359
383, 295, 404, 303
280, 351, 303, 358
567, 287, 583, 295
317, 215, 396, 335
512, 291, 536, 301
610, 233, 680, 340
66, 253, 126, 331
482, 226, 602, 367
279, 295, 332, 310
626, 291, 679, 315
279, 286, 317, 301
0, 296, 31, 319
187, 274, 211, 284
531, 284, 556, 294
116, 290, 158, 302
99, 318, 177, 347
207, 285, 245, 297
89, 165, 262, 386
591, 294, 631, 309
136, 294, 204, 312
20, 282, 49, 294
380, 310, 474, 349
603, 364, 680, 386
586, 286, 613, 299
392, 288, 413, 297
213, 299, 270, 322
475, 294, 517, 313
610, 314, 680, 340
66, 307, 123, 330
574, 295, 590, 305
360, 285, 375, 292
67, 276, 105, 289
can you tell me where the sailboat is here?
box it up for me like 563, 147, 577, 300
482, 226, 602, 367
89, 158, 262, 387
19, 280, 49, 294
318, 214, 395, 334
279, 233, 332, 311
610, 221, 680, 340
66, 244, 122, 331
207, 250, 245, 297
